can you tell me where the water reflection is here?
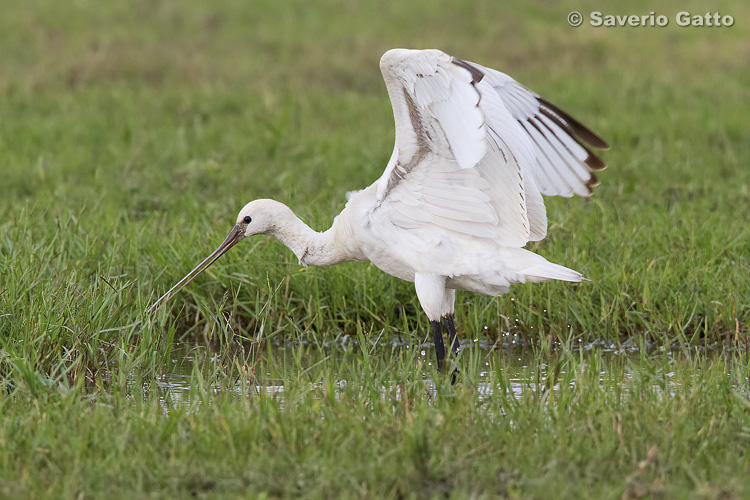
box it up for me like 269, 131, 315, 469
153, 339, 691, 410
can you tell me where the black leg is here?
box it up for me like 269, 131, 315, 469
430, 319, 445, 372
443, 314, 460, 356
443, 314, 461, 384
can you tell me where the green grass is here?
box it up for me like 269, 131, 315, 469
1, 0, 749, 497
4, 346, 750, 498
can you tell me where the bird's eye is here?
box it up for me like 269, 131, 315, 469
243, 216, 252, 224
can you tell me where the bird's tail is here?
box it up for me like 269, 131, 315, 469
491, 247, 586, 287
520, 260, 584, 283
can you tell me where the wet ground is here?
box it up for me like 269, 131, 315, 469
152, 337, 694, 410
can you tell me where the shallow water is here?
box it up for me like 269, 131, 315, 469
152, 339, 693, 410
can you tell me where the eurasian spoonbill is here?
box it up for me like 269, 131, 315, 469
148, 48, 609, 375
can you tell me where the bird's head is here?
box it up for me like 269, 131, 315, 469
147, 199, 297, 316
235, 198, 294, 238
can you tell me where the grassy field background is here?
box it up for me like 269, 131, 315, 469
1, 0, 749, 497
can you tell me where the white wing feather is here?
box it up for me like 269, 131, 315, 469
373, 49, 607, 248
475, 63, 609, 197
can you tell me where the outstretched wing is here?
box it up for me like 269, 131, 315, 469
473, 63, 609, 197
372, 49, 608, 247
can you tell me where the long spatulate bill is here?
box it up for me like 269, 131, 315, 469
147, 224, 244, 316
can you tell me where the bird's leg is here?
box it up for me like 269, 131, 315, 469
430, 319, 446, 373
443, 314, 460, 357
414, 273, 451, 375
442, 314, 461, 384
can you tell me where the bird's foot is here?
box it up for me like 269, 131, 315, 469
450, 367, 461, 385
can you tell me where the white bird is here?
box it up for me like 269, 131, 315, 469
148, 48, 609, 376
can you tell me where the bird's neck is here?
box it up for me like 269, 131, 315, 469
267, 207, 361, 267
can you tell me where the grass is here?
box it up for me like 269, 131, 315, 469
0, 0, 749, 497
4, 346, 750, 498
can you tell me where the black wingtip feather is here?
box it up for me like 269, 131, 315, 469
537, 97, 610, 151
451, 58, 485, 84
586, 172, 600, 189
584, 154, 607, 172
